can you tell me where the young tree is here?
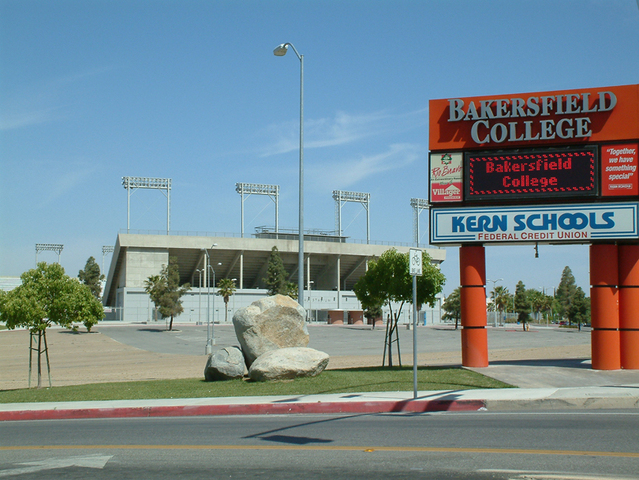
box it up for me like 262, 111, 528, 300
567, 286, 590, 330
264, 246, 288, 296
144, 257, 190, 331
363, 302, 383, 328
555, 266, 577, 323
78, 256, 104, 299
354, 249, 445, 367
0, 262, 104, 388
442, 287, 461, 329
514, 280, 531, 330
217, 278, 237, 323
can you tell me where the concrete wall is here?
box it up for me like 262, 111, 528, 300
125, 249, 168, 288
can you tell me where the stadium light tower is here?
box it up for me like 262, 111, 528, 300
274, 42, 304, 307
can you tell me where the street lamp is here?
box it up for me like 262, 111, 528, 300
201, 245, 218, 354
487, 278, 503, 327
274, 42, 304, 308
196, 268, 203, 326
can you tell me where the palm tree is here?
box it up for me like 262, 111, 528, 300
217, 278, 237, 323
492, 285, 511, 325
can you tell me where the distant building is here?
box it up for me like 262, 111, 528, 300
102, 232, 446, 325
0, 277, 21, 292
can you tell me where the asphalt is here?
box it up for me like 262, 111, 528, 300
1, 324, 638, 421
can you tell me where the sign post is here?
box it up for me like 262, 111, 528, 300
409, 249, 422, 399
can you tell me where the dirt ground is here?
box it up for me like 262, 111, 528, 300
0, 327, 590, 391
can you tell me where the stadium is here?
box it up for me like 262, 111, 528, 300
101, 179, 446, 326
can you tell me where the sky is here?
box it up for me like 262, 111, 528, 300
1, 0, 639, 297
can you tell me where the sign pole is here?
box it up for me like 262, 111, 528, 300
409, 249, 422, 399
412, 274, 418, 399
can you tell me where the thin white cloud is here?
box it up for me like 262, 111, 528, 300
260, 107, 427, 157
0, 66, 116, 131
307, 143, 422, 189
43, 163, 99, 205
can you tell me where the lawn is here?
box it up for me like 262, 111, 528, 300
0, 366, 513, 404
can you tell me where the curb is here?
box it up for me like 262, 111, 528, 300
0, 399, 486, 422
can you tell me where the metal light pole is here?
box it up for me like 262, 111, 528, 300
196, 269, 203, 326
201, 245, 217, 354
487, 278, 503, 327
274, 42, 304, 307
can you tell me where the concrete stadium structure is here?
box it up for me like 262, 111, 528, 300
102, 232, 446, 325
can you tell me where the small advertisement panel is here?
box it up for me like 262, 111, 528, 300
430, 202, 639, 245
601, 143, 639, 196
430, 152, 462, 202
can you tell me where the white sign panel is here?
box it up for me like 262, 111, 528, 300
431, 202, 639, 245
409, 249, 422, 276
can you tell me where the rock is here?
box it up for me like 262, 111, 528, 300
204, 347, 247, 381
232, 294, 308, 366
248, 347, 329, 382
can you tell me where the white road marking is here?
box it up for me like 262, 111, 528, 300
0, 454, 112, 477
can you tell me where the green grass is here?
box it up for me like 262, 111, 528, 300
0, 366, 513, 404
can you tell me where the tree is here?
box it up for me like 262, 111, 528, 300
555, 266, 577, 323
144, 257, 190, 331
78, 256, 104, 299
283, 281, 298, 300
514, 280, 530, 330
363, 302, 383, 328
528, 289, 546, 322
217, 278, 237, 323
442, 287, 461, 329
264, 246, 288, 296
567, 286, 590, 330
0, 262, 104, 388
354, 249, 445, 367
492, 285, 511, 324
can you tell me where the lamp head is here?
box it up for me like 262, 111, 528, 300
273, 43, 289, 56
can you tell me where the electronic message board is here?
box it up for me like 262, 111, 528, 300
465, 147, 597, 201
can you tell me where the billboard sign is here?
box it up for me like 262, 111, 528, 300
465, 147, 597, 201
430, 84, 639, 151
430, 152, 462, 202
601, 143, 639, 196
430, 202, 639, 245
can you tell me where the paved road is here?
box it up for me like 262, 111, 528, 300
95, 323, 639, 389
99, 323, 591, 357
1, 411, 638, 479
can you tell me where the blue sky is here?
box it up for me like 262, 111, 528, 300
1, 0, 639, 297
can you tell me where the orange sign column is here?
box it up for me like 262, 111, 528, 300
619, 244, 639, 369
459, 245, 489, 367
590, 244, 620, 370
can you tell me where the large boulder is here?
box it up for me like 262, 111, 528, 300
204, 347, 247, 381
248, 347, 329, 382
232, 294, 308, 366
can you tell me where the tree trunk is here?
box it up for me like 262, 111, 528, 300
169, 315, 174, 331
224, 298, 229, 323
37, 330, 42, 389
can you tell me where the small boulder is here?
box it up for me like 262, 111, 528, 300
204, 346, 247, 381
233, 295, 308, 366
248, 347, 329, 382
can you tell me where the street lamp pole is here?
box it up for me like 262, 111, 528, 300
201, 245, 217, 354
487, 278, 503, 327
274, 42, 304, 308
196, 268, 203, 327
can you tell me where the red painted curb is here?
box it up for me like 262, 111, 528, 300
0, 399, 485, 422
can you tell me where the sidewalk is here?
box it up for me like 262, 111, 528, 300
1, 385, 638, 421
